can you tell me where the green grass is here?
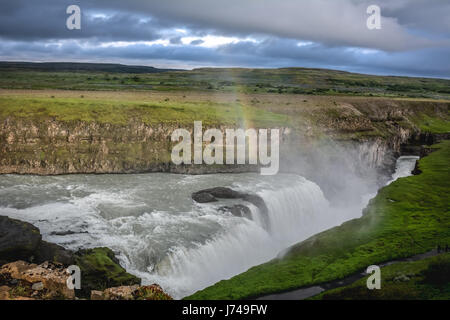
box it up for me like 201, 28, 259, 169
0, 96, 289, 127
1, 64, 450, 99
312, 253, 450, 300
186, 140, 450, 299
411, 114, 450, 134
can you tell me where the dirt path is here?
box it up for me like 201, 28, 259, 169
256, 249, 443, 300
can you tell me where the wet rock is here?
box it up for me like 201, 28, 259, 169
192, 187, 269, 228
0, 216, 42, 265
192, 192, 217, 203
219, 205, 252, 220
50, 230, 88, 236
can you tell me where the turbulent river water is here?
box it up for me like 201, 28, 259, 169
0, 156, 419, 298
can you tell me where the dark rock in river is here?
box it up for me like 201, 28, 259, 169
219, 205, 252, 220
192, 187, 270, 229
192, 192, 218, 203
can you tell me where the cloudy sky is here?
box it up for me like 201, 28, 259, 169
0, 0, 449, 78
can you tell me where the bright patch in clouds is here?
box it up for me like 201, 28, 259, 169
96, 34, 259, 50
296, 41, 314, 47
180, 35, 259, 48
98, 39, 171, 48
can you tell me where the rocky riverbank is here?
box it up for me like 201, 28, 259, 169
0, 215, 172, 300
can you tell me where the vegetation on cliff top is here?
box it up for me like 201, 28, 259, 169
186, 139, 450, 299
313, 253, 450, 300
0, 96, 288, 128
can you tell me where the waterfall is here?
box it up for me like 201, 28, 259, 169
144, 176, 335, 298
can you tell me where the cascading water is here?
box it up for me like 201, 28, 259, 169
0, 156, 419, 298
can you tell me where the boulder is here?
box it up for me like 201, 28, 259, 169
192, 187, 269, 228
74, 247, 141, 298
102, 284, 139, 300
35, 241, 74, 266
192, 192, 217, 203
193, 187, 242, 200
134, 284, 173, 300
0, 216, 75, 266
219, 205, 252, 220
90, 284, 173, 300
31, 282, 44, 291
0, 216, 42, 265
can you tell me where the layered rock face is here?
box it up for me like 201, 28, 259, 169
0, 98, 448, 176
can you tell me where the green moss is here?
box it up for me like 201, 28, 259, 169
74, 247, 141, 297
186, 140, 450, 300
312, 253, 450, 300
411, 113, 450, 133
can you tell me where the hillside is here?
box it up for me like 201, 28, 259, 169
0, 61, 177, 74
0, 62, 449, 99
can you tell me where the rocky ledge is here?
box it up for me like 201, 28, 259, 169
0, 215, 172, 300
0, 260, 172, 300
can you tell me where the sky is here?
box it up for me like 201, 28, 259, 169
0, 0, 449, 78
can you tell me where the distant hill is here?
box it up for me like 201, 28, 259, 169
0, 61, 449, 99
0, 61, 180, 74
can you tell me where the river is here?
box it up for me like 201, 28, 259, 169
0, 156, 418, 298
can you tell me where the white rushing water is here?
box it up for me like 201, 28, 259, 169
0, 156, 419, 298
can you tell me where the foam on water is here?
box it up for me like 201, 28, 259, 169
0, 156, 418, 298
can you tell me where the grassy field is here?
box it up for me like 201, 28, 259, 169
313, 253, 450, 300
186, 139, 450, 299
1, 89, 448, 133
1, 62, 450, 100
0, 93, 289, 128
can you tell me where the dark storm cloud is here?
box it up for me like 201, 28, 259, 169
0, 0, 449, 77
0, 0, 166, 41
190, 39, 204, 46
2, 37, 449, 78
